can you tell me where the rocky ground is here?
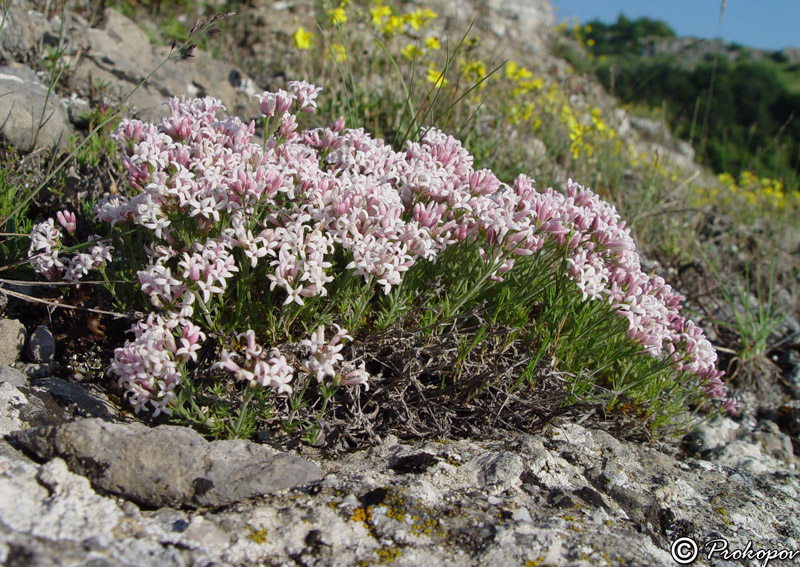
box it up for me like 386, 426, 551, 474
1, 1, 800, 566
1, 363, 799, 566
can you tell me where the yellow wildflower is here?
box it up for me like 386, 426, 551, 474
400, 43, 421, 61
404, 10, 423, 30
381, 15, 404, 37
328, 7, 347, 25
519, 77, 544, 92
426, 64, 447, 88
460, 60, 486, 83
292, 27, 315, 50
329, 43, 347, 62
504, 61, 519, 80
424, 37, 441, 50
370, 5, 392, 27
504, 61, 532, 82
404, 8, 437, 30
718, 172, 736, 189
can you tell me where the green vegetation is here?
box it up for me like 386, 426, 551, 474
562, 14, 800, 189
5, 0, 798, 444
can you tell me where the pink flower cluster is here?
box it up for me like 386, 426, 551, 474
97, 80, 733, 414
28, 212, 112, 282
214, 330, 293, 393
213, 324, 369, 395
110, 314, 205, 415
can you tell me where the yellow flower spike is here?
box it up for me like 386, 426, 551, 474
292, 27, 315, 50
460, 60, 486, 82
421, 9, 437, 20
426, 64, 447, 88
504, 61, 519, 80
404, 8, 433, 31
424, 36, 441, 50
515, 66, 533, 81
520, 77, 544, 91
504, 61, 533, 82
400, 43, 421, 61
381, 15, 403, 37
370, 5, 392, 27
328, 7, 348, 25
740, 170, 758, 187
329, 43, 347, 62
522, 101, 534, 122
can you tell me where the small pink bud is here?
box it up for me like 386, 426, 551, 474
56, 210, 76, 234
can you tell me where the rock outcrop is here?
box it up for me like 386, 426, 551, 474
0, 1, 798, 566
0, 380, 798, 566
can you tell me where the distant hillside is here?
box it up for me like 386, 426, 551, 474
564, 15, 800, 184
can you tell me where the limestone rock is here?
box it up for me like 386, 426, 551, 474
0, 63, 72, 150
422, 0, 554, 57
0, 319, 26, 366
71, 9, 260, 124
0, 365, 27, 388
8, 418, 325, 507
0, 380, 66, 436
33, 377, 121, 419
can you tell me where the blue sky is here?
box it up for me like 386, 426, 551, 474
549, 1, 799, 51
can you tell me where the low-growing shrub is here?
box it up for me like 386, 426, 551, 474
27, 81, 735, 440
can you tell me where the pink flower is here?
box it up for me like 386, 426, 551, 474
56, 210, 77, 234
255, 90, 294, 118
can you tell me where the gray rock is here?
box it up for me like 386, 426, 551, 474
0, 0, 61, 63
0, 319, 26, 366
8, 419, 325, 507
629, 115, 671, 143
71, 9, 260, 124
66, 94, 91, 128
33, 377, 120, 418
701, 418, 797, 474
22, 362, 56, 379
424, 0, 554, 57
26, 325, 55, 363
0, 63, 72, 150
0, 365, 27, 387
0, 381, 66, 436
0, 381, 28, 436
0, 415, 797, 567
683, 415, 741, 454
